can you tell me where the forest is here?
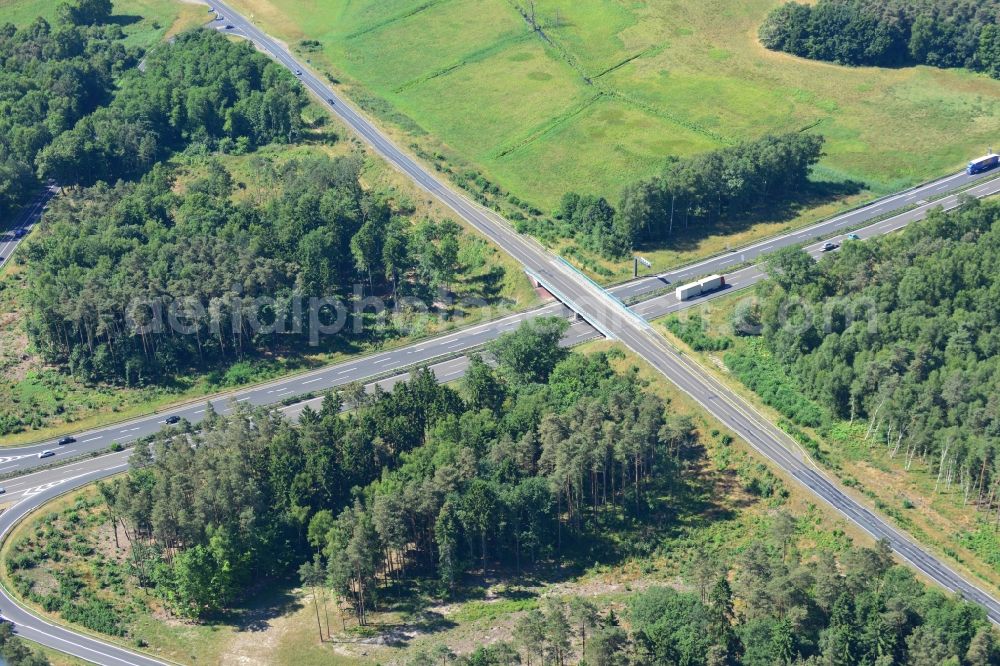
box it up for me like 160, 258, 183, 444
745, 198, 1000, 520
542, 133, 824, 259
759, 0, 1000, 76
8, 320, 997, 665
36, 29, 306, 186
14, 23, 482, 391
86, 318, 696, 619
446, 539, 997, 666
20, 153, 467, 387
0, 0, 140, 218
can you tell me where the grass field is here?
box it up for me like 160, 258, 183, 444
0, 0, 207, 47
225, 0, 1000, 274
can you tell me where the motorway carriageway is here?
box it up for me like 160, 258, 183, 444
3, 170, 1000, 472
2, 2, 997, 467
0, 186, 56, 271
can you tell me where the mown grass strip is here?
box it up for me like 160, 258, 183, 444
392, 32, 532, 94
344, 0, 451, 41
489, 93, 605, 159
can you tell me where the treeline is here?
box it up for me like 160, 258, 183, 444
621, 537, 995, 666
97, 319, 698, 619
0, 3, 140, 217
752, 199, 1000, 516
21, 154, 465, 388
442, 537, 997, 666
37, 29, 306, 186
760, 0, 1000, 77
550, 133, 824, 258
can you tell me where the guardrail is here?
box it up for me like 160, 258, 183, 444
524, 268, 618, 341
555, 256, 652, 331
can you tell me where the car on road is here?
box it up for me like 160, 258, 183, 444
13, 228, 26, 238
328, 98, 335, 105
295, 69, 303, 76
38, 450, 54, 459
821, 242, 839, 252
225, 24, 235, 29
846, 233, 861, 241
57, 436, 76, 445
0, 487, 6, 494
165, 415, 181, 425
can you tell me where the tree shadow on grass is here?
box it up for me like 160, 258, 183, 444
634, 178, 867, 256
209, 585, 304, 633
107, 15, 142, 27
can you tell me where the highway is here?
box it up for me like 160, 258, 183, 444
0, 186, 57, 271
3, 3, 998, 469
207, 0, 1000, 625
1, 4, 1000, 663
4, 169, 997, 474
3, 140, 1000, 473
0, 114, 1000, 466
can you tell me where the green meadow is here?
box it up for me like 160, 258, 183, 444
228, 0, 1000, 215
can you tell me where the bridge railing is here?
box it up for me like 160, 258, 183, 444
554, 257, 653, 331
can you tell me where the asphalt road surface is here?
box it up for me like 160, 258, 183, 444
0, 186, 57, 271
2, 5, 1000, 663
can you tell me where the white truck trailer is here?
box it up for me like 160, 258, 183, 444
674, 274, 726, 301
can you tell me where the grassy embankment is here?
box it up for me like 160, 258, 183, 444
0, 341, 880, 665
654, 288, 1000, 602
225, 0, 1000, 279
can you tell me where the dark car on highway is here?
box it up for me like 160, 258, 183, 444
57, 436, 76, 445
821, 242, 838, 252
165, 415, 181, 425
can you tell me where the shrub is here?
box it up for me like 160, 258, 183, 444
725, 342, 826, 428
664, 315, 732, 351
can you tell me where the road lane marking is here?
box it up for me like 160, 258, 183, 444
302, 378, 322, 385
